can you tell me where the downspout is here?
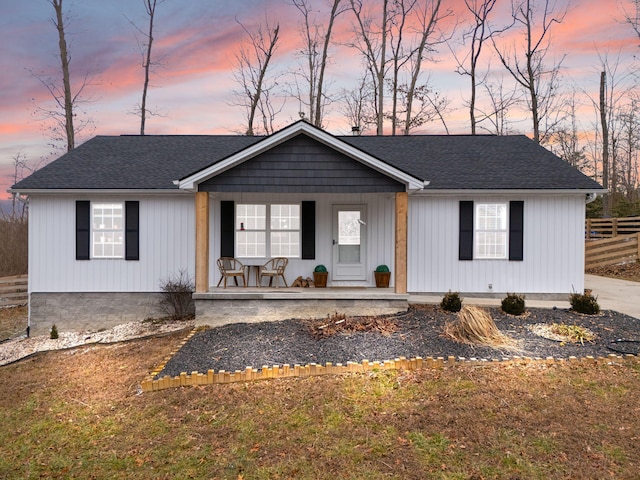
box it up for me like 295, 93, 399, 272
585, 193, 598, 204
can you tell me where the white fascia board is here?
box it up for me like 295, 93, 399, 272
411, 188, 608, 197
177, 121, 425, 192
8, 189, 187, 195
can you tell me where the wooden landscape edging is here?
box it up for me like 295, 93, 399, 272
140, 333, 640, 392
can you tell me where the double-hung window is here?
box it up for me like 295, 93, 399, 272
475, 203, 507, 259
459, 200, 523, 261
76, 200, 139, 261
92, 202, 124, 258
236, 204, 300, 258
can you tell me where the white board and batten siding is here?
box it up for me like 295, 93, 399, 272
408, 194, 586, 295
29, 194, 195, 293
209, 192, 396, 286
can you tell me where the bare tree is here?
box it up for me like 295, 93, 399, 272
231, 18, 281, 135
617, 97, 640, 202
387, 0, 417, 135
584, 53, 640, 216
454, 0, 499, 134
129, 0, 167, 135
600, 70, 611, 216
5, 154, 30, 222
396, 81, 450, 133
349, 0, 391, 134
350, 0, 452, 135
475, 77, 520, 135
341, 75, 377, 133
622, 0, 640, 40
492, 0, 566, 144
401, 0, 451, 135
30, 1, 94, 154
51, 0, 74, 151
291, 0, 346, 127
550, 93, 589, 172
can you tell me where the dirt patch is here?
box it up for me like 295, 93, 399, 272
587, 261, 640, 282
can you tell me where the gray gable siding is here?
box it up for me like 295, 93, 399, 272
198, 135, 405, 193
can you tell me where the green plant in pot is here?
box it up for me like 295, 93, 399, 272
374, 264, 391, 288
313, 264, 328, 288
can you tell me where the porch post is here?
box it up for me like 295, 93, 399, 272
395, 192, 408, 294
195, 192, 209, 293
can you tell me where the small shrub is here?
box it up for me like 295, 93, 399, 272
569, 291, 600, 315
375, 264, 390, 273
501, 293, 526, 315
314, 265, 327, 273
50, 324, 59, 340
440, 290, 462, 313
159, 270, 195, 320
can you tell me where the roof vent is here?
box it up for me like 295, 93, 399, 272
351, 126, 361, 136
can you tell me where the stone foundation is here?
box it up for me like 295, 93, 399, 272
194, 289, 409, 328
29, 292, 164, 336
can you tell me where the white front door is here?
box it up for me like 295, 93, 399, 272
332, 205, 367, 281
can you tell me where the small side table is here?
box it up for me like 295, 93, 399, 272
240, 259, 265, 287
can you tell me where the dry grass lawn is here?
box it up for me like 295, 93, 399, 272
1, 329, 638, 479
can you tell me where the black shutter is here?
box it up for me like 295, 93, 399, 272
509, 201, 524, 261
301, 201, 316, 260
459, 201, 474, 261
76, 201, 90, 260
220, 201, 235, 257
125, 201, 140, 261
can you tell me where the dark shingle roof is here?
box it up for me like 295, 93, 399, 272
12, 131, 603, 191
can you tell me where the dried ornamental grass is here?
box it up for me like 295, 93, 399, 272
444, 306, 517, 350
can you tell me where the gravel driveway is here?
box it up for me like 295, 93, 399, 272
158, 305, 640, 378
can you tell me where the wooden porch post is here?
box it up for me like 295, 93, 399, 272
395, 192, 408, 294
195, 192, 209, 293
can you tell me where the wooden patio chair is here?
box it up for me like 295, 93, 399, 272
216, 257, 246, 288
259, 257, 289, 287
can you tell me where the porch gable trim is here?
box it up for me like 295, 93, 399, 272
176, 121, 425, 192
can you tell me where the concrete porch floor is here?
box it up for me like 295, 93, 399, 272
193, 286, 409, 328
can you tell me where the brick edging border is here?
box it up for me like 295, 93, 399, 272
141, 332, 640, 392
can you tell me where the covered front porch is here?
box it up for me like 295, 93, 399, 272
175, 122, 426, 327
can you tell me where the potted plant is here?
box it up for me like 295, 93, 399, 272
313, 265, 328, 288
374, 264, 391, 288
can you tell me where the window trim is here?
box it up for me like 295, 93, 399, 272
459, 200, 524, 262
474, 202, 508, 260
91, 202, 125, 259
75, 200, 139, 261
235, 203, 301, 258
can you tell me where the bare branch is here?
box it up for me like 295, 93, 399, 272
231, 17, 281, 135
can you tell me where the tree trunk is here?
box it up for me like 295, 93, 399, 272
52, 0, 74, 151
314, 0, 342, 127
600, 70, 611, 217
140, 0, 157, 136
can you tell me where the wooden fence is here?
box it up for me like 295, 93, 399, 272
585, 233, 640, 269
0, 275, 28, 307
585, 216, 640, 239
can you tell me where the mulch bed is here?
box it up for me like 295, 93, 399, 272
157, 305, 640, 378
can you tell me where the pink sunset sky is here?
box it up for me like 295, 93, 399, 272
0, 0, 637, 198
